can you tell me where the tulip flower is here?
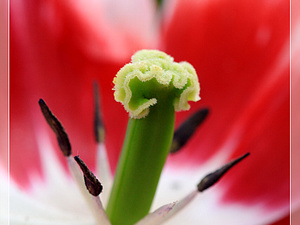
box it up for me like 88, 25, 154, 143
2, 0, 292, 224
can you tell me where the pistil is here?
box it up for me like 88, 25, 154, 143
106, 50, 200, 225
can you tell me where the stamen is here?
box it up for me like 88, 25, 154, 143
96, 143, 112, 206
93, 82, 105, 143
135, 202, 177, 225
38, 99, 108, 223
74, 155, 103, 196
74, 156, 111, 225
154, 191, 198, 225
170, 108, 209, 154
93, 82, 112, 205
197, 152, 250, 192
156, 153, 250, 224
92, 196, 112, 225
38, 99, 71, 156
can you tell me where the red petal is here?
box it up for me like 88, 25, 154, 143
271, 214, 290, 225
161, 0, 289, 162
219, 66, 289, 209
10, 0, 128, 187
161, 0, 290, 214
10, 0, 159, 188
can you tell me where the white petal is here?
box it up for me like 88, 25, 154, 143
9, 182, 95, 225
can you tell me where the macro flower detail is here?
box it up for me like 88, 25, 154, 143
37, 77, 249, 225
4, 0, 292, 224
113, 49, 200, 118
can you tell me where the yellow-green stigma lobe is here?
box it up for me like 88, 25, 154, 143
113, 49, 200, 119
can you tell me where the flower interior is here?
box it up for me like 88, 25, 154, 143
38, 50, 250, 225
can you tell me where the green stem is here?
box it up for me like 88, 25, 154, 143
106, 94, 175, 225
